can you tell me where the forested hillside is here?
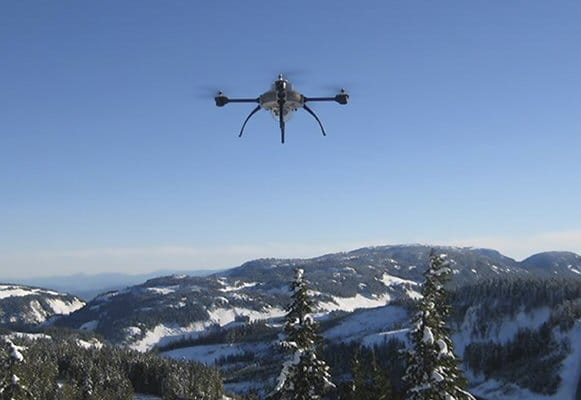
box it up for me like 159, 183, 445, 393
0, 329, 225, 399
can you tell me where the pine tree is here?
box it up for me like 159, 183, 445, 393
371, 352, 393, 400
270, 268, 335, 400
348, 350, 393, 400
403, 253, 475, 400
348, 350, 369, 400
0, 338, 33, 400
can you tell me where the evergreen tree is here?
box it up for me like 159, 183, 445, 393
270, 268, 335, 400
371, 352, 393, 400
347, 350, 393, 400
0, 338, 33, 400
348, 350, 369, 400
403, 253, 475, 400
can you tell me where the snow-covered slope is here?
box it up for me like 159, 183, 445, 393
0, 284, 85, 327
465, 317, 581, 400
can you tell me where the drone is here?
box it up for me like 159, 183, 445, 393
214, 74, 349, 143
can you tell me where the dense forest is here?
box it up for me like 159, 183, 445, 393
0, 328, 224, 399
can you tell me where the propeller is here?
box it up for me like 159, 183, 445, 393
194, 85, 226, 100
317, 84, 353, 96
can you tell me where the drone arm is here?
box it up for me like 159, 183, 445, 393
215, 95, 259, 107
239, 105, 262, 137
303, 105, 326, 136
303, 96, 336, 102
228, 98, 260, 103
304, 92, 349, 105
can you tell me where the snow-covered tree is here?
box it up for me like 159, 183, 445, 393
270, 268, 335, 400
0, 338, 33, 400
404, 253, 475, 400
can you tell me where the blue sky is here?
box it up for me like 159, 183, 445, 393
1, 1, 580, 278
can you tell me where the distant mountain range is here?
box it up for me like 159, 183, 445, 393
14, 268, 224, 300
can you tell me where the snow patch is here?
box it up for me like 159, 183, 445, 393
28, 300, 47, 323
317, 293, 391, 313
0, 285, 50, 299
219, 281, 258, 292
567, 264, 581, 275
146, 287, 177, 295
77, 338, 103, 349
130, 322, 212, 352
6, 332, 51, 341
378, 273, 418, 287
0, 286, 37, 298
208, 306, 286, 326
377, 273, 421, 299
45, 298, 85, 315
125, 326, 142, 336
324, 305, 407, 342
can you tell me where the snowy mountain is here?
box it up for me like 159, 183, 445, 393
53, 245, 580, 347
0, 283, 85, 328
46, 244, 581, 397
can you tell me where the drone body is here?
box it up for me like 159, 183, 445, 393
215, 75, 348, 143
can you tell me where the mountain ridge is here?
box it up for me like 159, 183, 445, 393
46, 244, 580, 346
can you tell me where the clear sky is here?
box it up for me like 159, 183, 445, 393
1, 1, 580, 279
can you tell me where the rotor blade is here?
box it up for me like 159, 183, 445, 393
238, 105, 262, 138
303, 105, 326, 136
196, 89, 219, 99
278, 99, 285, 144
